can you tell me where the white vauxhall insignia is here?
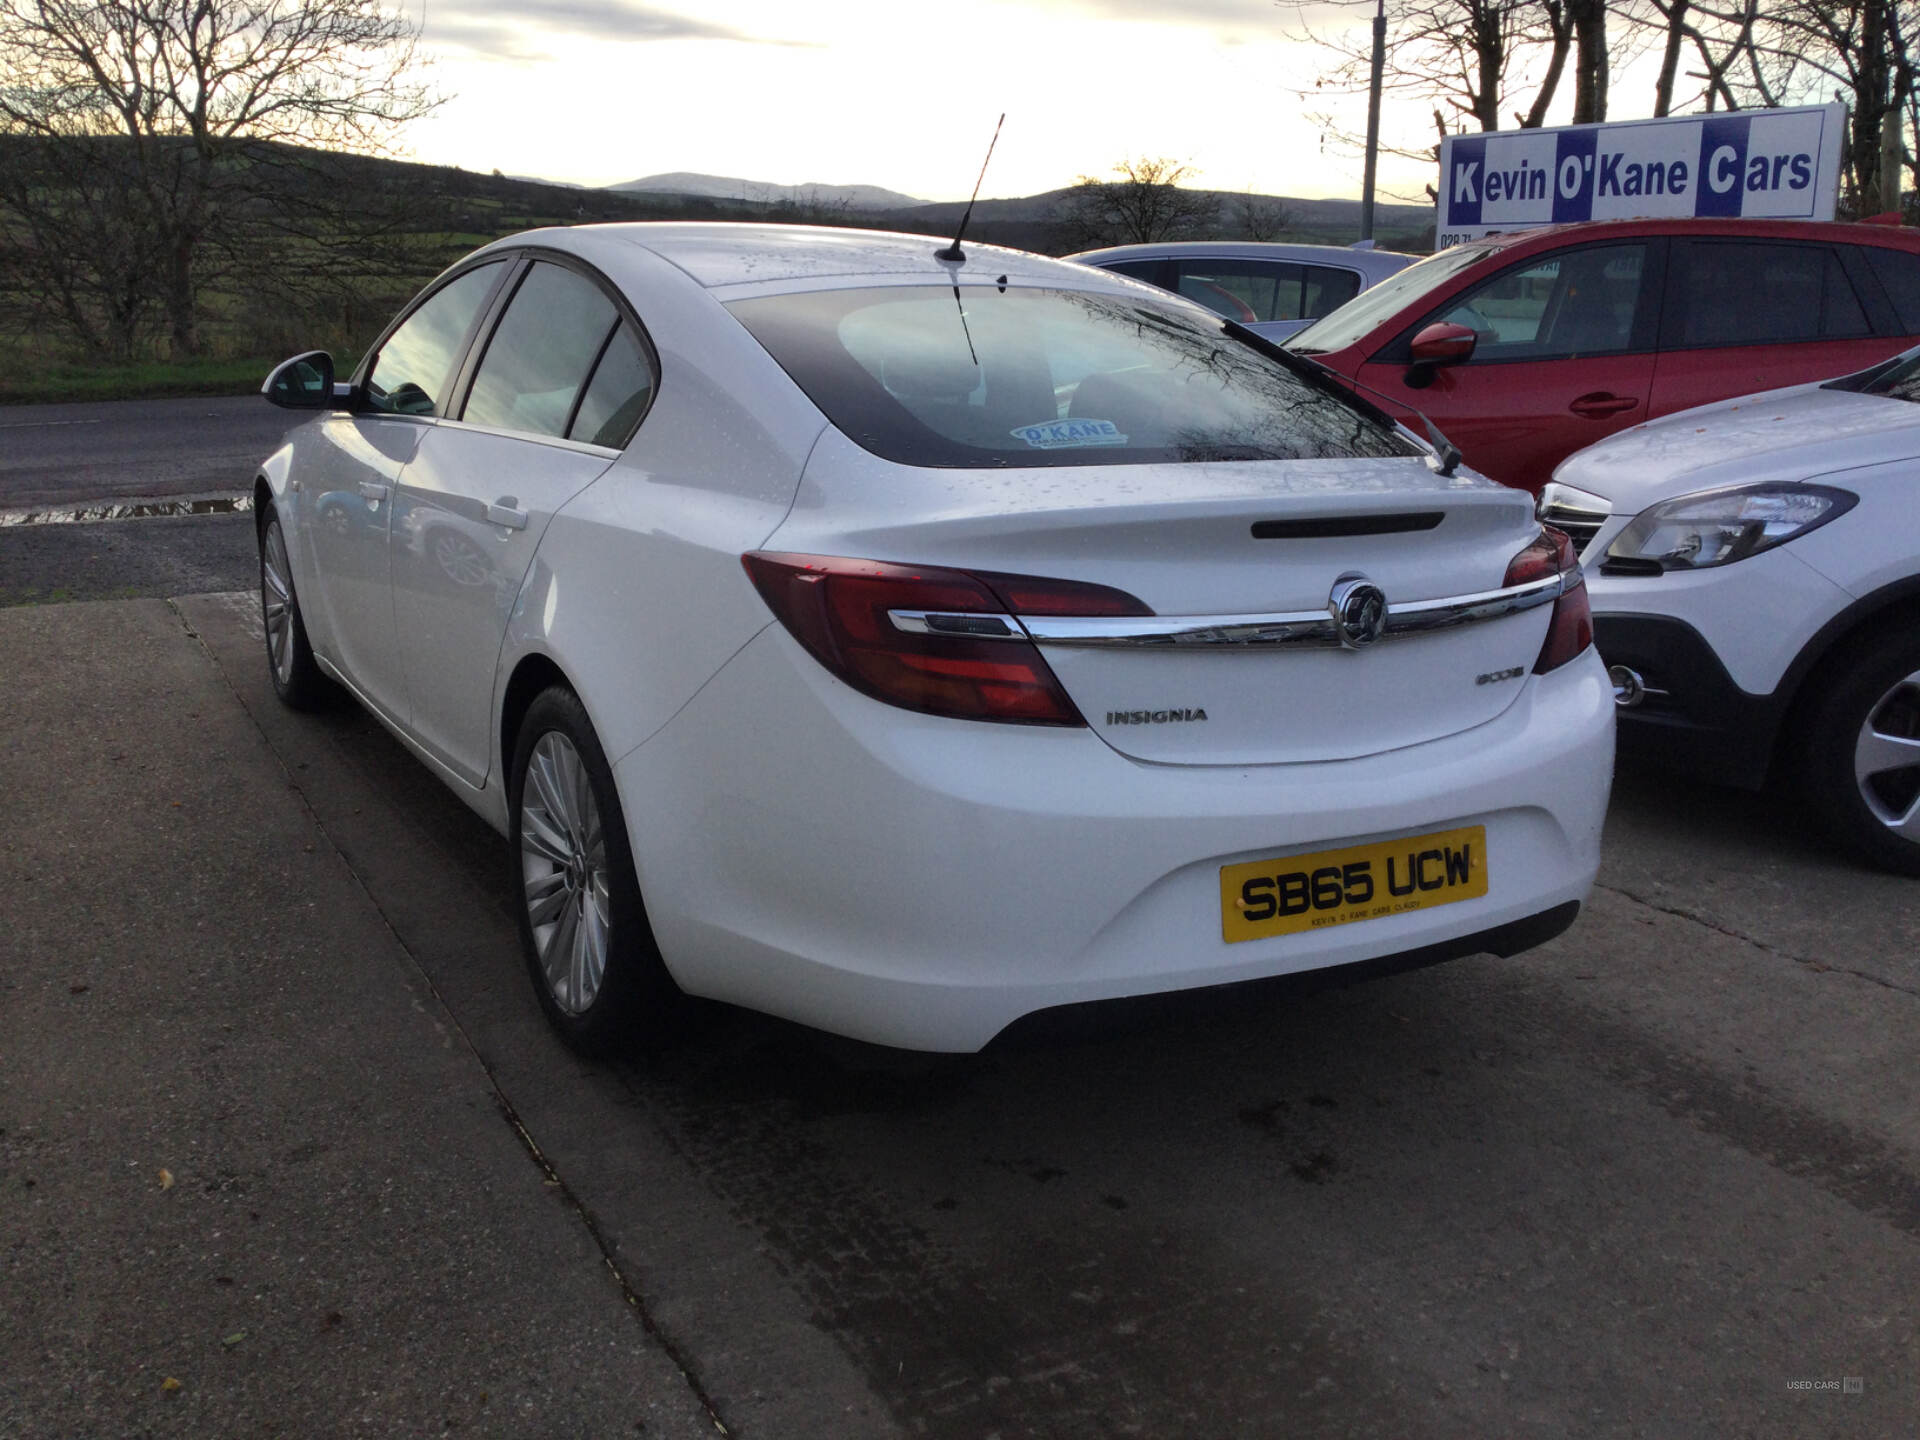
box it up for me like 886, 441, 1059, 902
255, 224, 1614, 1054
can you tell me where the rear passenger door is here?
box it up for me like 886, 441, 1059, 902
1649, 238, 1894, 416
390, 255, 659, 785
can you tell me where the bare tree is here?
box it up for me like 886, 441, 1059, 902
1566, 0, 1611, 119
1233, 190, 1296, 240
1704, 0, 1918, 211
1291, 0, 1584, 199
1058, 158, 1222, 248
0, 0, 437, 358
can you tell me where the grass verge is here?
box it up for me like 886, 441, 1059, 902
0, 357, 277, 407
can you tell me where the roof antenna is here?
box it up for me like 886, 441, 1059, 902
937, 113, 1004, 263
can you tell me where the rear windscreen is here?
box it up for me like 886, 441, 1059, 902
726, 285, 1420, 469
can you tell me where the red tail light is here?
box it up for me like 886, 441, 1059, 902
1504, 526, 1591, 674
742, 552, 1151, 725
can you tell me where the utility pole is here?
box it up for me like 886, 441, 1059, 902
1360, 0, 1386, 243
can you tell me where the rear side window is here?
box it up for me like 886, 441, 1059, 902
1436, 244, 1648, 360
464, 262, 620, 438
1303, 266, 1362, 320
1666, 242, 1868, 347
1865, 246, 1920, 332
366, 262, 506, 416
1170, 259, 1304, 324
727, 285, 1419, 468
568, 323, 656, 447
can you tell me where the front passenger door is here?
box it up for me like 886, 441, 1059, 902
1351, 241, 1657, 493
390, 258, 659, 785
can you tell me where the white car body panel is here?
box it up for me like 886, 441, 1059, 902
392, 425, 617, 786
296, 414, 424, 714
1585, 544, 1851, 694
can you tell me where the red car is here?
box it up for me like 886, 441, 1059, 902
1285, 218, 1920, 494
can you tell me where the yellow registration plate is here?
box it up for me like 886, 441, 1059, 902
1220, 825, 1488, 944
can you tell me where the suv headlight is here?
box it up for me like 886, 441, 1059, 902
1603, 483, 1857, 572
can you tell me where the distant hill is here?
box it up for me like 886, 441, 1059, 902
609, 172, 928, 211
581, 170, 1435, 253
878, 188, 1435, 253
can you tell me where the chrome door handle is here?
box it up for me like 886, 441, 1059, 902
487, 501, 528, 530
358, 480, 390, 501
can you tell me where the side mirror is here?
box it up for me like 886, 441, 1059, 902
263, 351, 336, 410
1408, 322, 1477, 366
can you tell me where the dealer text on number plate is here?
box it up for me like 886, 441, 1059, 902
1220, 825, 1488, 943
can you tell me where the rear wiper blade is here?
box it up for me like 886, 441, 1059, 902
1225, 319, 1462, 475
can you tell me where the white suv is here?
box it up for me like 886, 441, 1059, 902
1545, 349, 1920, 874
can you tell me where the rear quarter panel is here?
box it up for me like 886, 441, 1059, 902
496, 236, 827, 770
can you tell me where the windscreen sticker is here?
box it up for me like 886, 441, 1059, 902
1010, 418, 1128, 449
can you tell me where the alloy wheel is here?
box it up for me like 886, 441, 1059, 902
1853, 666, 1920, 840
262, 520, 296, 685
519, 731, 612, 1015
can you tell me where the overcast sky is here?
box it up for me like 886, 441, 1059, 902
403, 0, 1450, 204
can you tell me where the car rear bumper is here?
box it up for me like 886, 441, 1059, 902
616, 626, 1615, 1052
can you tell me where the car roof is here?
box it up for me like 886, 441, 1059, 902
514, 222, 1119, 292
1069, 240, 1418, 272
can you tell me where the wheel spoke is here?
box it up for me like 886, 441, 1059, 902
570, 892, 593, 1009
520, 808, 572, 867
1890, 794, 1920, 840
1856, 727, 1920, 783
541, 893, 581, 1000
530, 743, 577, 839
523, 868, 570, 927
554, 739, 588, 839
581, 871, 611, 989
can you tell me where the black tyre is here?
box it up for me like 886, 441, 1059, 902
507, 685, 682, 1053
259, 507, 332, 710
1797, 625, 1920, 876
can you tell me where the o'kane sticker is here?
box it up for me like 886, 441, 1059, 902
1011, 418, 1128, 449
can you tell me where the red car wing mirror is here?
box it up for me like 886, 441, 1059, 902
1409, 322, 1477, 366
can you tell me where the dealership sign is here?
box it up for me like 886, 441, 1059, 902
1436, 104, 1847, 247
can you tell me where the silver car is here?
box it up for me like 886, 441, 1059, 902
1068, 241, 1418, 342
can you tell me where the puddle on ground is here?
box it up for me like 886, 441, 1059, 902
0, 494, 252, 527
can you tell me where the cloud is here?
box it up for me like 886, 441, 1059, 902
1063, 0, 1299, 23
1059, 0, 1364, 30
425, 0, 814, 57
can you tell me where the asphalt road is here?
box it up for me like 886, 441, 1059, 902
0, 394, 290, 510
4, 397, 1917, 1434
0, 393, 282, 605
